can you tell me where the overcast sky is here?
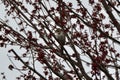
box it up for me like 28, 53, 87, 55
0, 1, 90, 79
1, 0, 120, 79
0, 3, 21, 79
0, 0, 105, 79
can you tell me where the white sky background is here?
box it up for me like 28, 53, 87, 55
0, 0, 106, 79
0, 0, 91, 79
0, 3, 23, 79
0, 0, 90, 79
0, 2, 34, 79
0, 0, 120, 79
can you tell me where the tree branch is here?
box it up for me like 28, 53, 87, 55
101, 0, 120, 33
9, 49, 47, 80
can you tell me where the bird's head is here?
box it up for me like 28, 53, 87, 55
55, 28, 62, 34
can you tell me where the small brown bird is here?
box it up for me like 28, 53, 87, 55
55, 28, 65, 54
55, 28, 65, 45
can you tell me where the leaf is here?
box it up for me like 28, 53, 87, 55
99, 13, 105, 19
27, 31, 32, 39
8, 65, 14, 70
44, 71, 48, 76
89, 0, 94, 4
68, 2, 73, 7
5, 29, 11, 35
109, 47, 116, 53
80, 24, 84, 29
105, 59, 111, 63
105, 24, 110, 28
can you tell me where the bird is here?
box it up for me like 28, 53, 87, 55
55, 28, 65, 54
55, 28, 73, 69
55, 28, 65, 45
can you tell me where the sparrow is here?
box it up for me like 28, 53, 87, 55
55, 28, 65, 54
